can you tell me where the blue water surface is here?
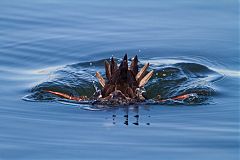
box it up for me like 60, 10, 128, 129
0, 0, 239, 160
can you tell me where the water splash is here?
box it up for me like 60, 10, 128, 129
23, 57, 223, 108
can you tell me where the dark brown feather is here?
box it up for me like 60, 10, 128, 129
119, 54, 128, 83
110, 57, 118, 74
130, 55, 138, 76
104, 60, 111, 81
98, 54, 153, 100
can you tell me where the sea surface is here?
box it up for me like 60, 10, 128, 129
0, 0, 239, 160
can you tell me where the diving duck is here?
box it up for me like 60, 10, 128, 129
47, 54, 191, 105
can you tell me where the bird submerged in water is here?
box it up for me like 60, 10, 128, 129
94, 54, 154, 105
47, 54, 192, 105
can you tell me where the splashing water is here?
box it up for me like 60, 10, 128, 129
23, 57, 223, 108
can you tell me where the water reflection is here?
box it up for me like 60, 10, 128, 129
109, 106, 151, 126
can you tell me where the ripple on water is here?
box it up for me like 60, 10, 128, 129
23, 56, 223, 108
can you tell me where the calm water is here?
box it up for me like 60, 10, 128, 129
0, 0, 239, 160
